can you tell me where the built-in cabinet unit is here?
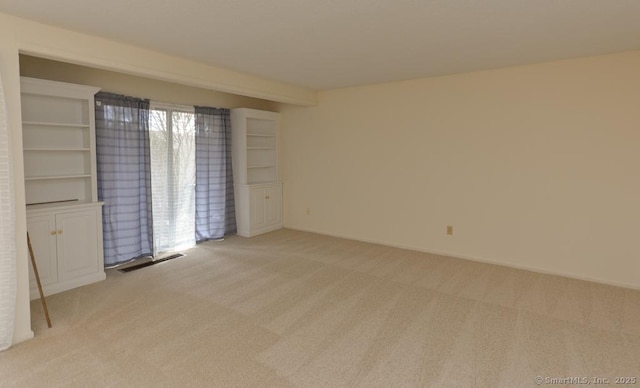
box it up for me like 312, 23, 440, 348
231, 108, 283, 237
26, 203, 104, 300
21, 77, 106, 300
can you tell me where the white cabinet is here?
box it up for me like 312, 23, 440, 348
250, 187, 267, 230
21, 77, 106, 299
27, 204, 105, 300
231, 107, 283, 237
264, 185, 282, 226
56, 209, 100, 281
26, 215, 58, 288
235, 183, 283, 237
249, 183, 282, 232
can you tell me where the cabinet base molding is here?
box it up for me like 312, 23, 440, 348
27, 202, 106, 301
237, 222, 283, 238
30, 272, 106, 301
234, 182, 283, 237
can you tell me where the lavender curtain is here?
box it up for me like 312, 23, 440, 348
95, 92, 154, 266
194, 107, 236, 242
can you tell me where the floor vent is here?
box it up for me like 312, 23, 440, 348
117, 253, 186, 273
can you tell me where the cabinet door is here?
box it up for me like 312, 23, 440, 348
250, 186, 267, 230
26, 215, 58, 287
265, 185, 282, 226
56, 209, 99, 281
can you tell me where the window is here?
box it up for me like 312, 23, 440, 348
149, 103, 196, 254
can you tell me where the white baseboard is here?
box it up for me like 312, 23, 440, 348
12, 329, 34, 345
238, 224, 283, 238
284, 225, 640, 291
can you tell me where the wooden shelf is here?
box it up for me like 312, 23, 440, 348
25, 174, 92, 181
233, 109, 279, 184
24, 148, 91, 152
247, 165, 276, 169
22, 121, 90, 128
246, 133, 276, 137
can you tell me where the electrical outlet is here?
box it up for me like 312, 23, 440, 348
446, 225, 453, 236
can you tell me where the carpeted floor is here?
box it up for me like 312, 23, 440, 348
1, 229, 639, 387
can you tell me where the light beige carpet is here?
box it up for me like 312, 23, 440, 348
1, 229, 639, 387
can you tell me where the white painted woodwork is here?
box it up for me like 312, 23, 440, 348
235, 183, 283, 237
21, 77, 101, 206
250, 187, 267, 231
231, 108, 282, 237
265, 185, 282, 227
56, 210, 99, 281
21, 77, 106, 300
26, 203, 105, 300
26, 215, 58, 287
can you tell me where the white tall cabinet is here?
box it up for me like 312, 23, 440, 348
21, 77, 106, 300
231, 108, 283, 237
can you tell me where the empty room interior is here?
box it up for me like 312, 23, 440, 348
0, 1, 639, 387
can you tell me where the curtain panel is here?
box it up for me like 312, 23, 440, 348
95, 92, 154, 267
194, 107, 236, 242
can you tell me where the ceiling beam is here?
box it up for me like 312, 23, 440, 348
2, 12, 317, 106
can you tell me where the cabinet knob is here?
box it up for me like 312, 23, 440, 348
51, 230, 57, 235
57, 229, 63, 235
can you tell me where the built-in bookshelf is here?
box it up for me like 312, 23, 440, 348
231, 108, 283, 237
20, 77, 106, 300
232, 112, 279, 185
20, 77, 101, 206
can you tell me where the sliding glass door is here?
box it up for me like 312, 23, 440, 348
149, 105, 196, 255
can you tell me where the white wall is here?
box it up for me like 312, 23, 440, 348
0, 26, 33, 345
280, 51, 640, 289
